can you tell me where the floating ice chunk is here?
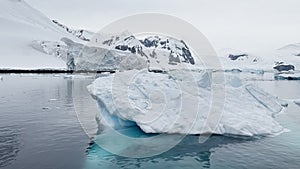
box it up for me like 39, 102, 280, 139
274, 73, 300, 80
294, 99, 300, 106
63, 75, 73, 79
279, 100, 289, 107
88, 70, 285, 136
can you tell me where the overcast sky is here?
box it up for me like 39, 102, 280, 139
26, 0, 300, 53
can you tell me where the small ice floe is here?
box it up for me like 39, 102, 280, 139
49, 98, 57, 101
294, 99, 300, 106
0, 76, 3, 81
274, 73, 300, 80
63, 75, 73, 79
42, 107, 50, 110
279, 100, 289, 107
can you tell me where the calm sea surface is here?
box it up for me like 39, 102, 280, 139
0, 73, 300, 169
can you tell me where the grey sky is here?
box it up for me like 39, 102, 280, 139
26, 0, 300, 53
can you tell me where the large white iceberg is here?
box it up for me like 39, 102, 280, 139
87, 69, 285, 136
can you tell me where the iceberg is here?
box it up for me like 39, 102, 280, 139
88, 69, 285, 136
274, 73, 300, 80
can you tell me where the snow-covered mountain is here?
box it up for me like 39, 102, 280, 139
33, 29, 300, 72
217, 48, 265, 71
0, 0, 84, 69
1, 0, 299, 73
94, 33, 195, 65
276, 43, 300, 70
279, 43, 300, 56
50, 31, 200, 71
91, 32, 197, 68
52, 20, 94, 41
218, 47, 300, 72
218, 48, 270, 72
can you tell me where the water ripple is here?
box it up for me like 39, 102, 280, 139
0, 127, 21, 168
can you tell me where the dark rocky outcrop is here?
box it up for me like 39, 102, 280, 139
273, 64, 295, 72
228, 54, 248, 60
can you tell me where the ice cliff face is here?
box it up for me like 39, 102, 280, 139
87, 69, 286, 136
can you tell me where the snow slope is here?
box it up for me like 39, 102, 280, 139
0, 0, 80, 69
52, 20, 94, 41
279, 43, 300, 56
277, 43, 300, 69
88, 70, 285, 136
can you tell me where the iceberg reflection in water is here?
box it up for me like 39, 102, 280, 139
84, 127, 254, 169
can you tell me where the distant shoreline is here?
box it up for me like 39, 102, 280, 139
0, 69, 116, 74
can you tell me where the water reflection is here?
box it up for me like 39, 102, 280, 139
0, 127, 20, 168
0, 75, 89, 169
66, 79, 73, 100
72, 76, 100, 138
85, 134, 254, 169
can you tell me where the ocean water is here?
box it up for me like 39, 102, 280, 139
0, 73, 300, 169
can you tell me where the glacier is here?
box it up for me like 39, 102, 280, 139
87, 69, 286, 136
